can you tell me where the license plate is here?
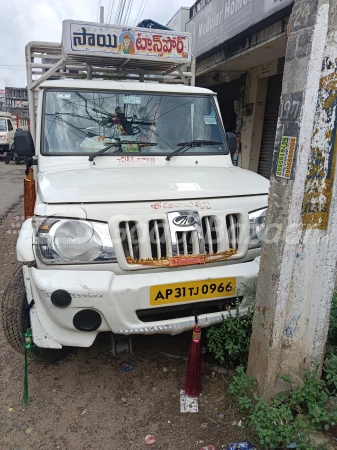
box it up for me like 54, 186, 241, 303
150, 278, 236, 306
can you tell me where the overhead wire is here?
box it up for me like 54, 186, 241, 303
134, 0, 145, 25
118, 0, 127, 24
106, 0, 112, 23
138, 0, 149, 22
120, 0, 128, 24
117, 0, 126, 23
124, 0, 133, 25
121, 0, 129, 24
96, 0, 101, 22
117, 0, 127, 23
108, 0, 116, 23
115, 0, 122, 23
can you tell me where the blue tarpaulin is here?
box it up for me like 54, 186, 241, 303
137, 19, 172, 30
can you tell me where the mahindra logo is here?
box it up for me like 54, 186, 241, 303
172, 215, 196, 227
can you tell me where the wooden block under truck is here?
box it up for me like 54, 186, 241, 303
1, 19, 269, 361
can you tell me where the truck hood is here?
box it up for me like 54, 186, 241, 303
38, 166, 269, 203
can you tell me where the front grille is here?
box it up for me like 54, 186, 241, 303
118, 211, 243, 266
226, 214, 240, 250
149, 220, 167, 259
176, 230, 199, 256
119, 221, 139, 259
202, 216, 219, 254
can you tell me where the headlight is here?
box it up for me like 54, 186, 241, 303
249, 208, 267, 249
33, 218, 117, 264
0, 136, 5, 140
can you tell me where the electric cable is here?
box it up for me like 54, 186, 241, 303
108, 0, 116, 22
138, 0, 148, 22
115, 0, 123, 23
124, 0, 133, 24
134, 0, 145, 25
106, 0, 112, 23
96, 0, 101, 22
119, 0, 127, 24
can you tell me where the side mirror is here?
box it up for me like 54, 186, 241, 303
14, 130, 35, 157
226, 132, 237, 155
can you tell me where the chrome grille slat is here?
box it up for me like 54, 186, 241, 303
227, 214, 239, 250
182, 232, 188, 255
192, 231, 199, 254
125, 222, 134, 259
205, 217, 213, 254
202, 216, 219, 254
148, 219, 167, 260
120, 221, 139, 260
154, 220, 161, 259
176, 230, 198, 256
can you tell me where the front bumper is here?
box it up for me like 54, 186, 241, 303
29, 258, 260, 348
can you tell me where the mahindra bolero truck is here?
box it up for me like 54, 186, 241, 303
1, 21, 269, 360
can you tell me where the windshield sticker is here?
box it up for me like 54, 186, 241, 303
124, 95, 141, 105
204, 115, 217, 125
57, 93, 72, 100
151, 200, 211, 210
121, 136, 139, 152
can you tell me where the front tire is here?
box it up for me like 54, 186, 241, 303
1, 265, 72, 362
5, 158, 9, 164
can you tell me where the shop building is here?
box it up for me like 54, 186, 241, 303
3, 87, 29, 118
186, 0, 294, 178
166, 6, 190, 31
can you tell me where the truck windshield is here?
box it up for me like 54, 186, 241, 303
0, 119, 7, 132
42, 90, 228, 156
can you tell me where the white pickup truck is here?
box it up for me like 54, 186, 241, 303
1, 20, 269, 361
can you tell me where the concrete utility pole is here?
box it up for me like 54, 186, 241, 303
100, 6, 104, 23
247, 0, 337, 400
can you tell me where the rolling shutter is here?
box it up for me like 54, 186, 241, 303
257, 74, 283, 179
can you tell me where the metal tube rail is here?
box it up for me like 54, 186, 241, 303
25, 38, 196, 143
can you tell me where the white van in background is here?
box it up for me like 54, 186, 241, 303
0, 112, 15, 160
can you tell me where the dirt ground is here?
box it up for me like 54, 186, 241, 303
0, 197, 256, 450
0, 163, 25, 216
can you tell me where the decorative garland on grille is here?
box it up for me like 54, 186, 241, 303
126, 248, 237, 267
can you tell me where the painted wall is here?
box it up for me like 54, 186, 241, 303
167, 7, 190, 32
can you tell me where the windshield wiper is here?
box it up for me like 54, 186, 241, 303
165, 140, 223, 161
88, 141, 158, 162
89, 144, 119, 162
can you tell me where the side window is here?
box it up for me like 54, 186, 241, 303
7, 120, 13, 131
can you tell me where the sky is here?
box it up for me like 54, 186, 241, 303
0, 0, 194, 89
